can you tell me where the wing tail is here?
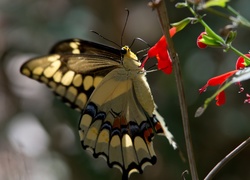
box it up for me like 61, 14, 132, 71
153, 109, 178, 150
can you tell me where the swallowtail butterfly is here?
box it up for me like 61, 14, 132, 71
20, 38, 177, 179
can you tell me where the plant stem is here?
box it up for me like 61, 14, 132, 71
204, 81, 233, 107
230, 46, 250, 63
227, 5, 250, 27
205, 7, 230, 20
150, 0, 199, 179
187, 4, 224, 43
204, 137, 250, 179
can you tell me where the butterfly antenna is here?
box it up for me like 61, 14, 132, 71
136, 47, 150, 56
130, 37, 151, 56
130, 37, 151, 48
121, 8, 129, 46
90, 30, 121, 48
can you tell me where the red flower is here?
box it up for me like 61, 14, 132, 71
199, 70, 238, 106
141, 27, 177, 74
199, 54, 250, 106
197, 32, 208, 49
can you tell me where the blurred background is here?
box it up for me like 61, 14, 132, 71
0, 0, 250, 179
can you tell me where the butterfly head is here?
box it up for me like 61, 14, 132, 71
121, 46, 141, 70
121, 46, 137, 59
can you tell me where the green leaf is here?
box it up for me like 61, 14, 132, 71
175, 2, 188, 8
171, 18, 194, 32
200, 34, 223, 47
225, 30, 237, 45
244, 58, 250, 67
204, 26, 225, 43
203, 0, 230, 8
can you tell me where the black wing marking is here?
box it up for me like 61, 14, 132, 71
50, 38, 121, 61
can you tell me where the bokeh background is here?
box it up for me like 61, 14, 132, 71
0, 0, 250, 180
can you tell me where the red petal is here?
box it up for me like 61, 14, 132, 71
157, 50, 172, 74
206, 70, 238, 86
169, 27, 177, 37
147, 45, 158, 57
148, 36, 167, 58
148, 27, 177, 58
215, 91, 226, 106
199, 84, 208, 94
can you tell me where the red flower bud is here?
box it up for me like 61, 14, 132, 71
236, 54, 250, 69
197, 32, 207, 49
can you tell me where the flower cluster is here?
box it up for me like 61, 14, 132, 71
197, 31, 250, 106
143, 23, 250, 107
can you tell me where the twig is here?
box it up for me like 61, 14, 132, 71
204, 137, 250, 180
149, 0, 199, 179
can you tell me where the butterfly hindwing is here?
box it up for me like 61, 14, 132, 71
78, 68, 159, 178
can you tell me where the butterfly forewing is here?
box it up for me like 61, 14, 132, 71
20, 39, 122, 110
50, 39, 121, 60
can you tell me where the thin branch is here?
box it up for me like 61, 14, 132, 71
204, 137, 250, 180
149, 0, 199, 179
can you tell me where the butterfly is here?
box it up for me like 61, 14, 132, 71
20, 38, 177, 179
